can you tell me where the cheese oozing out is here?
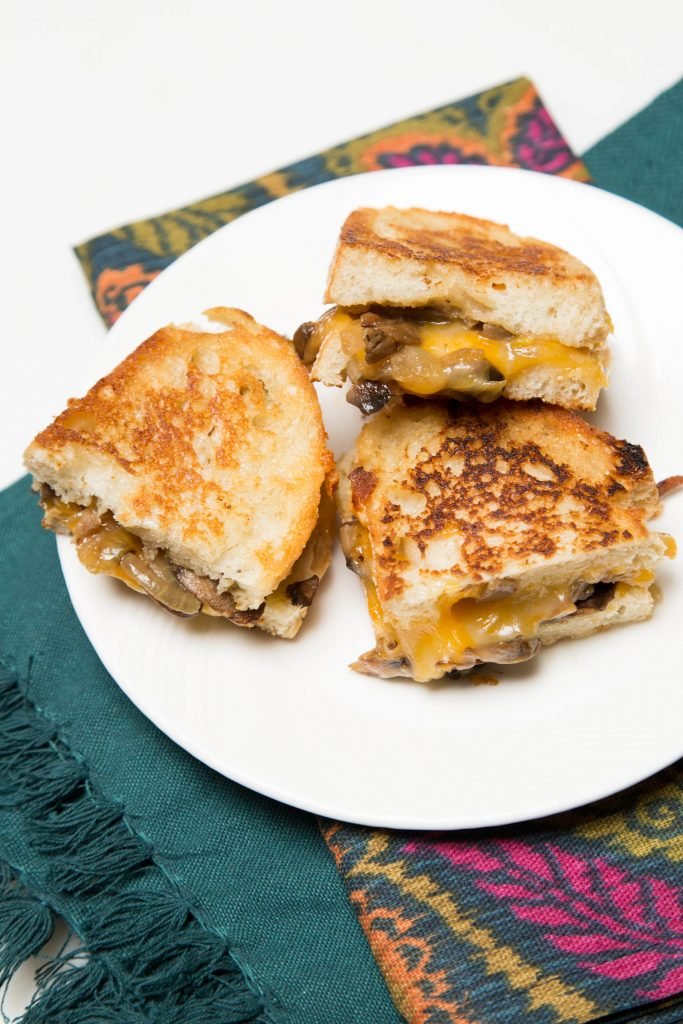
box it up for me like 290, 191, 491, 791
315, 308, 607, 397
346, 526, 672, 683
373, 579, 660, 683
404, 588, 576, 682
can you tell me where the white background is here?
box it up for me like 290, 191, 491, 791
2, 0, 681, 1016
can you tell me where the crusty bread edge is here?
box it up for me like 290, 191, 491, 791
323, 209, 612, 349
310, 329, 346, 387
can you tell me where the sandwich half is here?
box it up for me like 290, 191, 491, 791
296, 207, 612, 413
24, 307, 336, 638
339, 399, 675, 682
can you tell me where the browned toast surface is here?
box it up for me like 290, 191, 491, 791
346, 399, 660, 605
335, 207, 594, 284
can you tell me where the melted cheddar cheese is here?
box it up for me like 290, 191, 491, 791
318, 309, 606, 396
664, 535, 678, 559
418, 322, 606, 388
349, 522, 667, 683
400, 587, 576, 682
352, 523, 574, 680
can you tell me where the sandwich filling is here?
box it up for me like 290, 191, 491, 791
341, 519, 674, 682
39, 484, 332, 625
297, 307, 607, 412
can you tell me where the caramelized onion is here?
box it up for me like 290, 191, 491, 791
120, 553, 202, 617
339, 519, 366, 577
441, 349, 506, 400
385, 345, 507, 400
479, 323, 514, 341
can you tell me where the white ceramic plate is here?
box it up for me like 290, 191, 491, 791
59, 166, 683, 829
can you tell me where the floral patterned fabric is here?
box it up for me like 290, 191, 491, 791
73, 78, 683, 1023
323, 764, 683, 1023
74, 77, 587, 326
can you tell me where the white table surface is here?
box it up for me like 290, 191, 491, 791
2, 0, 681, 1016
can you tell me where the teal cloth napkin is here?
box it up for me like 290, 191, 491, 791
583, 78, 683, 226
0, 478, 401, 1022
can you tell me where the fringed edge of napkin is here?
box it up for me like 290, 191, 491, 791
0, 663, 280, 1024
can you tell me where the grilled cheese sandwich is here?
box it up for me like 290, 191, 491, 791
339, 400, 674, 682
25, 308, 337, 639
297, 207, 612, 412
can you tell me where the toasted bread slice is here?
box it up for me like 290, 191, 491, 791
300, 207, 612, 412
25, 308, 336, 638
338, 399, 674, 681
326, 207, 610, 347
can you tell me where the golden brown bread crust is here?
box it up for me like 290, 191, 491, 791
26, 308, 335, 605
346, 399, 661, 606
324, 207, 612, 350
335, 207, 594, 284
